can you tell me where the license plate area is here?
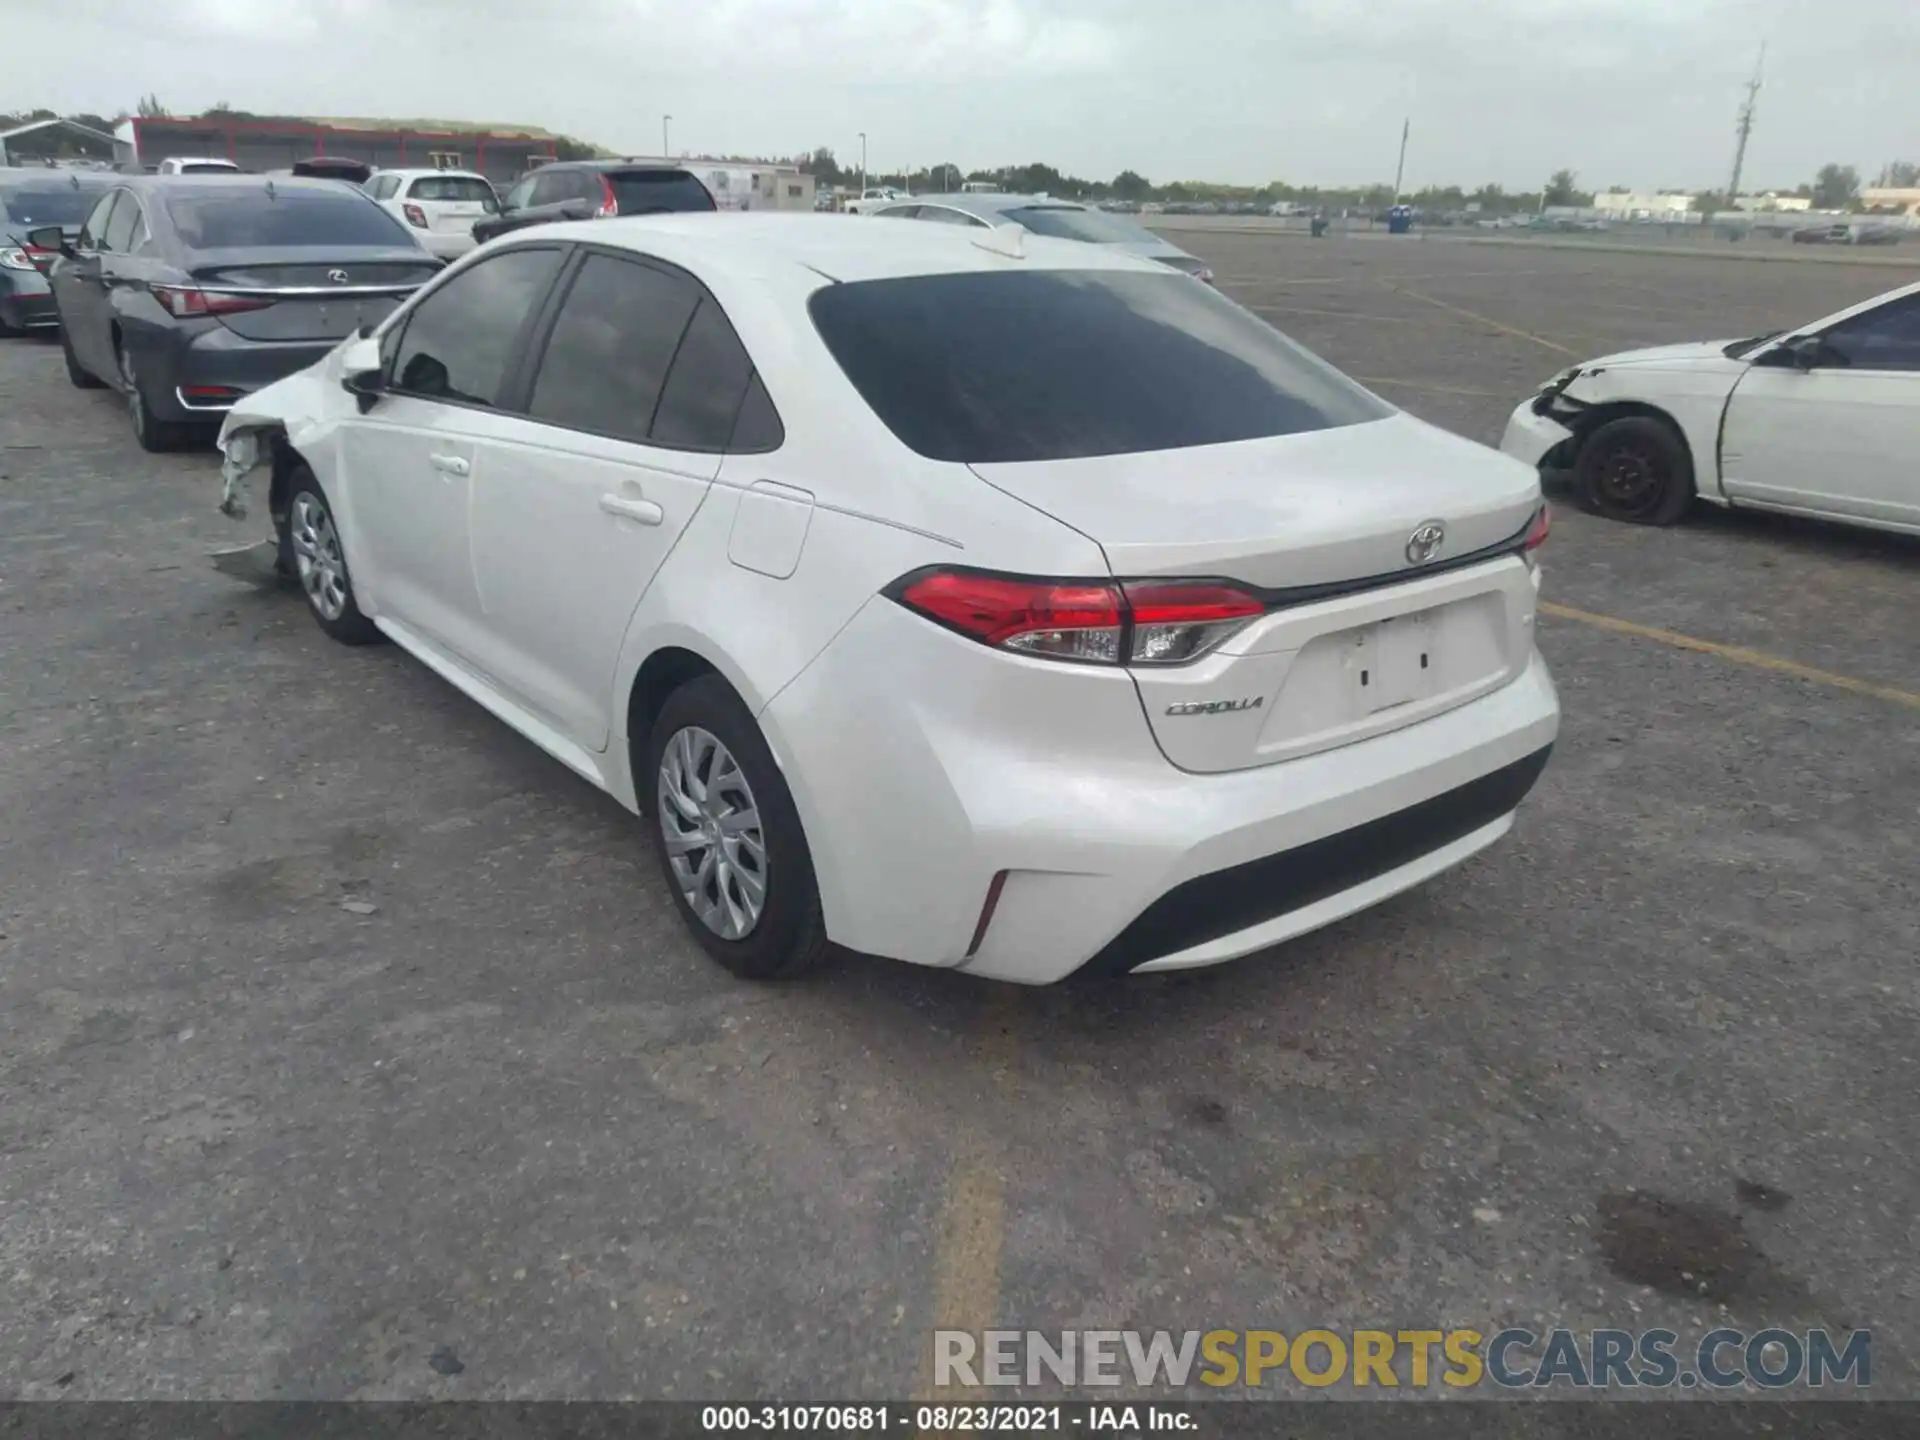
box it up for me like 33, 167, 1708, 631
1349, 610, 1438, 714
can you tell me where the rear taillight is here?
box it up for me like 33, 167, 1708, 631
1, 247, 36, 272
1123, 580, 1265, 663
403, 203, 430, 228
596, 176, 619, 219
1522, 504, 1551, 552
888, 568, 1264, 667
152, 286, 274, 318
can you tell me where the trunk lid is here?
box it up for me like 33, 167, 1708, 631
428, 202, 485, 233
185, 248, 440, 342
970, 414, 1544, 773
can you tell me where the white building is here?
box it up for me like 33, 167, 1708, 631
1861, 187, 1920, 217
1734, 192, 1812, 212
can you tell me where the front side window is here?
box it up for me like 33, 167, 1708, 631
102, 196, 142, 254
1821, 295, 1920, 372
526, 253, 699, 443
78, 191, 121, 250
388, 246, 564, 407
809, 269, 1391, 464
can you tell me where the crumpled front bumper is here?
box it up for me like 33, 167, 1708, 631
1500, 399, 1577, 470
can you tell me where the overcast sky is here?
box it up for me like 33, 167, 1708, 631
3, 0, 1912, 190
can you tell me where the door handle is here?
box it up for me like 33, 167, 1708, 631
599, 493, 664, 526
429, 453, 470, 476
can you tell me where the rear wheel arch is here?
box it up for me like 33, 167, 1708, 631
626, 646, 723, 772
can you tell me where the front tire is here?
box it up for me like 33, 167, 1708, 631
284, 465, 382, 645
644, 676, 828, 980
1574, 415, 1695, 526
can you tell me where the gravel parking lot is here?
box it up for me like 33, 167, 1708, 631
2, 234, 1917, 1401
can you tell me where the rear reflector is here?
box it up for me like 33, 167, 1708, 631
887, 567, 1264, 667
153, 286, 274, 318
181, 385, 241, 398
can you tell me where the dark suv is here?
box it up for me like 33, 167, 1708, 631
472, 161, 715, 244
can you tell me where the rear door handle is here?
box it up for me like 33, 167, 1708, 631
429, 453, 470, 476
599, 494, 664, 526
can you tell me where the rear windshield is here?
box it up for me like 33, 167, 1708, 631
3, 187, 101, 227
610, 171, 716, 215
177, 162, 238, 175
165, 191, 414, 249
407, 175, 498, 209
809, 270, 1391, 464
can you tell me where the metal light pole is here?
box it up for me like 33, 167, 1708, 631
859, 132, 868, 194
1392, 117, 1410, 202
662, 115, 672, 159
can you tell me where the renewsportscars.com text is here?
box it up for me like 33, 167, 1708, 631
934, 1327, 1870, 1391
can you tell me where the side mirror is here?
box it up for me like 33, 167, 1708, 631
1785, 334, 1828, 371
26, 225, 72, 257
339, 334, 385, 411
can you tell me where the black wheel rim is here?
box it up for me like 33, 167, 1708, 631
1594, 441, 1667, 518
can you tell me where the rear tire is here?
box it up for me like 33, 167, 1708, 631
118, 340, 194, 453
644, 676, 828, 981
1574, 415, 1695, 526
62, 324, 104, 388
284, 464, 382, 645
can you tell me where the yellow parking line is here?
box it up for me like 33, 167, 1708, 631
916, 987, 1019, 1407
1390, 286, 1579, 357
1540, 602, 1920, 709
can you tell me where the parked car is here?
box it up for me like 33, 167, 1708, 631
474, 161, 715, 243
1, 169, 116, 335
1791, 222, 1870, 245
843, 187, 911, 215
155, 157, 241, 176
35, 174, 441, 451
868, 193, 1214, 282
365, 168, 500, 259
1501, 278, 1920, 535
214, 214, 1558, 984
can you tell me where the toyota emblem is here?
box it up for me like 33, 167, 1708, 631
328, 269, 350, 284
1405, 520, 1446, 565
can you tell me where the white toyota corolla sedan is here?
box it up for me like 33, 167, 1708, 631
216, 214, 1559, 985
1501, 277, 1920, 534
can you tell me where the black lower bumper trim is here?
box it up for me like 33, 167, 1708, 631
1076, 744, 1554, 978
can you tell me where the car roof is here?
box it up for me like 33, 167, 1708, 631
0, 168, 116, 191
542, 160, 695, 173
510, 211, 1169, 284
114, 173, 374, 199
376, 168, 493, 183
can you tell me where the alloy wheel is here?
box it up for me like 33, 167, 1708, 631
288, 491, 349, 621
657, 726, 768, 940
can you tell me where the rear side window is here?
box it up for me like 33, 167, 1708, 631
407, 175, 498, 210
164, 191, 413, 249
609, 170, 716, 215
388, 246, 564, 408
650, 299, 758, 451
528, 254, 700, 442
809, 270, 1391, 463
1821, 294, 1920, 372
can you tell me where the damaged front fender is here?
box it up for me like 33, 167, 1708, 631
214, 366, 340, 521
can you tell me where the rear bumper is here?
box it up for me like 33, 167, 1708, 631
764, 597, 1560, 985
1500, 400, 1577, 470
142, 327, 341, 420
416, 230, 477, 259
0, 272, 57, 329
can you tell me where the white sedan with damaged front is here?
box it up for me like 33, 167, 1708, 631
1501, 278, 1920, 534
216, 213, 1558, 985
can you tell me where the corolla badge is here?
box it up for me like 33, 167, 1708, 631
1405, 520, 1447, 565
328, 269, 350, 284
1166, 697, 1265, 717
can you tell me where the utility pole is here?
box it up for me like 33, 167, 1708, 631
662, 115, 672, 159
1393, 117, 1410, 201
1724, 45, 1765, 215
858, 131, 868, 195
